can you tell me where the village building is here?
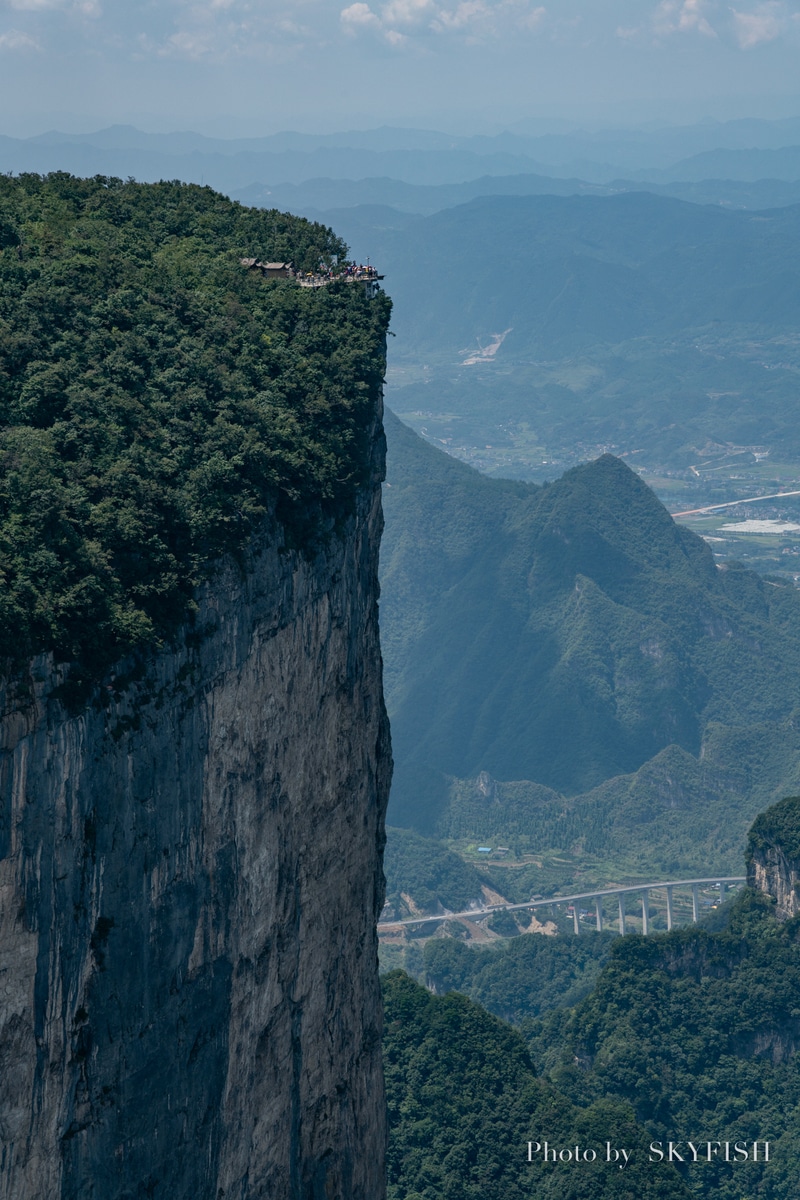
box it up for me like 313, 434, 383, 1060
240, 258, 294, 278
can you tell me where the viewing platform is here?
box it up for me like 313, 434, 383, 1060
241, 258, 384, 298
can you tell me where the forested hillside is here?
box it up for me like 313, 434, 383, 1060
422, 929, 615, 1022
527, 887, 800, 1200
392, 892, 800, 1200
381, 410, 800, 874
373, 193, 800, 358
382, 826, 491, 920
0, 173, 390, 679
382, 970, 691, 1200
386, 802, 800, 1200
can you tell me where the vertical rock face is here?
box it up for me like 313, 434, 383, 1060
0, 417, 390, 1199
747, 795, 800, 920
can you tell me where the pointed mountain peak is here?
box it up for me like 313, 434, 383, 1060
534, 454, 714, 592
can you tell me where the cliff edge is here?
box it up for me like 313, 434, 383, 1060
747, 795, 800, 920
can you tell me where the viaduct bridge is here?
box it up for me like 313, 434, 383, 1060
378, 876, 747, 937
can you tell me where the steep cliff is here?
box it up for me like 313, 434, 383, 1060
746, 795, 800, 920
0, 177, 392, 1199
0, 447, 390, 1199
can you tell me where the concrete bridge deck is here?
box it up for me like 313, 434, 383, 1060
378, 876, 747, 936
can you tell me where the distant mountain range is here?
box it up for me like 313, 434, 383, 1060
235, 175, 800, 217
335, 191, 800, 358
0, 130, 552, 190
329, 189, 800, 486
3, 121, 800, 208
630, 144, 800, 184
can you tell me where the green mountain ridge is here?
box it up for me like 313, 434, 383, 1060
528, 887, 800, 1200
440, 724, 800, 879
393, 890, 800, 1200
382, 410, 800, 875
382, 786, 800, 1200
351, 192, 800, 358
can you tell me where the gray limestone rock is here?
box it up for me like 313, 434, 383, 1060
747, 795, 800, 921
0, 409, 391, 1199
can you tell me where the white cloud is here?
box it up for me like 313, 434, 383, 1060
0, 0, 549, 64
126, 2, 323, 61
382, 0, 437, 25
341, 1, 383, 30
654, 0, 718, 36
731, 1, 791, 47
1, 0, 100, 15
3, 0, 64, 9
161, 27, 213, 58
0, 26, 39, 46
340, 0, 546, 44
276, 18, 311, 36
518, 3, 545, 29
433, 2, 491, 32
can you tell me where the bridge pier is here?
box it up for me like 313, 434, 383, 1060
378, 875, 746, 937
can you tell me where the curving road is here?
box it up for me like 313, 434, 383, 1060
672, 490, 800, 518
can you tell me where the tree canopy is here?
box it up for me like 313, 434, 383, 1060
747, 794, 800, 865
0, 173, 390, 677
383, 970, 691, 1200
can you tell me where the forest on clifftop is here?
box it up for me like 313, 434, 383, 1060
0, 173, 391, 678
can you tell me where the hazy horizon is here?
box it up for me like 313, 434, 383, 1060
6, 107, 800, 142
2, 1, 800, 140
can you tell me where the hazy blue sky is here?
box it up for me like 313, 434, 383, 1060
1, 0, 800, 135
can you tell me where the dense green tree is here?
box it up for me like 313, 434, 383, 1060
522, 889, 800, 1200
383, 971, 690, 1200
423, 930, 615, 1022
383, 826, 489, 918
0, 174, 390, 677
747, 793, 800, 863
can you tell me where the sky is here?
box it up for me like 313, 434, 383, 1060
1, 0, 800, 135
